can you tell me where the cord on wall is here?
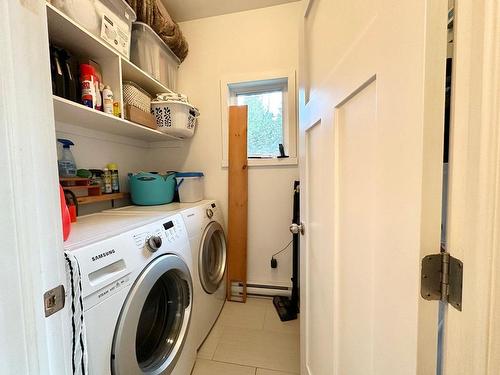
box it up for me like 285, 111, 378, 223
270, 239, 293, 268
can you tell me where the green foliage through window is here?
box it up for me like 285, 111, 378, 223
237, 91, 284, 157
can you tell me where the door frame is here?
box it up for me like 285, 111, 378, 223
444, 0, 500, 372
0, 1, 70, 373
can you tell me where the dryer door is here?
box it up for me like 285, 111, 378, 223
199, 221, 227, 294
112, 254, 192, 375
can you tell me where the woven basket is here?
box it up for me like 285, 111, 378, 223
122, 81, 152, 113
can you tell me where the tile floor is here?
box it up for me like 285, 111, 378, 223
191, 297, 300, 375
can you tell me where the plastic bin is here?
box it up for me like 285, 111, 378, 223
130, 22, 180, 90
175, 172, 204, 203
52, 0, 136, 58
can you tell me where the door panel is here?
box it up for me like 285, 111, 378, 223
336, 80, 376, 375
299, 0, 448, 374
305, 120, 334, 375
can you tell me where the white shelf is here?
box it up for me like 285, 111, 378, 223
53, 96, 180, 142
47, 3, 181, 143
121, 58, 173, 96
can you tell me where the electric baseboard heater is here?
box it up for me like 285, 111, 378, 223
273, 180, 300, 321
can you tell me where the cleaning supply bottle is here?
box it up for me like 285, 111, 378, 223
80, 64, 96, 108
57, 139, 77, 177
107, 163, 120, 192
102, 86, 114, 114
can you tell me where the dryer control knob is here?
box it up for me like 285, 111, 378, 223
206, 208, 214, 219
147, 236, 162, 252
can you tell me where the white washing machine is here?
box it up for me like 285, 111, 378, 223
65, 212, 197, 375
104, 200, 228, 349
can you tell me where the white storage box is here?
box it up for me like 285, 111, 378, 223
151, 94, 200, 138
176, 172, 204, 203
52, 0, 136, 58
130, 22, 180, 90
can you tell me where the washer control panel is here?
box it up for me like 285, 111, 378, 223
131, 215, 185, 250
162, 215, 185, 243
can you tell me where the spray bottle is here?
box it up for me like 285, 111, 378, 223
57, 139, 77, 177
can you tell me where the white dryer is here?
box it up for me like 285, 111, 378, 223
65, 212, 197, 375
181, 201, 227, 348
104, 200, 228, 349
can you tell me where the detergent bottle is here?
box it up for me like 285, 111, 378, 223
57, 139, 77, 177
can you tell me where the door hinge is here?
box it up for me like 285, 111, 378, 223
44, 285, 65, 317
421, 252, 463, 311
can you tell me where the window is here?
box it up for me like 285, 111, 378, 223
221, 71, 297, 167
237, 90, 284, 157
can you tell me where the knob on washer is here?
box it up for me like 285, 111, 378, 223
147, 236, 162, 252
206, 208, 214, 219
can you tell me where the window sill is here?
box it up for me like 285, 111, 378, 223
222, 157, 298, 168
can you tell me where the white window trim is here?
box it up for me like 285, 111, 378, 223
220, 70, 298, 167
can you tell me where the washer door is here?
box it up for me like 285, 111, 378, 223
112, 254, 192, 375
199, 221, 227, 294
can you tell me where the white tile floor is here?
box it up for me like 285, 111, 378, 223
191, 297, 300, 375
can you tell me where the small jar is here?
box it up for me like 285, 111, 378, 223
103, 168, 113, 194
89, 169, 105, 193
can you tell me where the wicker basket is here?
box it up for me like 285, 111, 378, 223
122, 81, 152, 113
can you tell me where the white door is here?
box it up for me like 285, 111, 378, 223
298, 0, 448, 374
1, 1, 70, 374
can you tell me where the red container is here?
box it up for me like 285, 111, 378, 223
59, 185, 71, 241
80, 63, 96, 109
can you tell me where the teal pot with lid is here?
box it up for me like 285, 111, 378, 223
128, 172, 176, 205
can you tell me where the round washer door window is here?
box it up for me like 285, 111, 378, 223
199, 221, 227, 294
112, 254, 192, 375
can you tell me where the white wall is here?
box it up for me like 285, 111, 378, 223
149, 2, 301, 287
56, 123, 150, 215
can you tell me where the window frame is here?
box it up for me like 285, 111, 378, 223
220, 70, 297, 167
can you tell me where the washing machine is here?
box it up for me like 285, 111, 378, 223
104, 200, 228, 349
65, 212, 197, 375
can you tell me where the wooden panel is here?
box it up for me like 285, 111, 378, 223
77, 192, 129, 205
227, 105, 248, 302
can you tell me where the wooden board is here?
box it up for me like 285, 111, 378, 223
227, 105, 248, 302
77, 192, 129, 205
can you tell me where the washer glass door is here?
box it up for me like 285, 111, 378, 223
199, 221, 227, 294
112, 254, 192, 375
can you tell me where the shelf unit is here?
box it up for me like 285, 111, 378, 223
46, 3, 181, 142
53, 96, 179, 142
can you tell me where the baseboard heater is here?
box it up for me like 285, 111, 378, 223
230, 282, 291, 299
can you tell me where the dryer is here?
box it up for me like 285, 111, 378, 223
104, 200, 228, 349
181, 201, 227, 348
65, 212, 197, 375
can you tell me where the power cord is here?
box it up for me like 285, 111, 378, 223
270, 239, 293, 268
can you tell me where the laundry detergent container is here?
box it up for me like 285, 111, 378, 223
175, 172, 204, 202
129, 172, 176, 205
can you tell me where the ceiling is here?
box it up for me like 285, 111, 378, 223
162, 0, 300, 22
